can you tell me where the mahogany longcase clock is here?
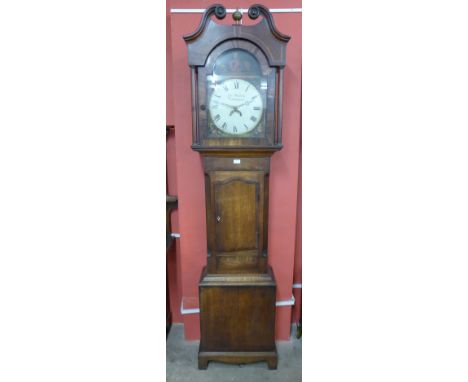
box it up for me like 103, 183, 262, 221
184, 4, 290, 370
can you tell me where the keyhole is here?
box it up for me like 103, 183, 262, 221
216, 216, 221, 222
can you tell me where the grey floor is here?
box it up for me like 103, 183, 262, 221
166, 324, 301, 382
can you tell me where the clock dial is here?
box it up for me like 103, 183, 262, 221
208, 78, 263, 136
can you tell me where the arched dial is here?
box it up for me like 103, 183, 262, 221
208, 78, 263, 136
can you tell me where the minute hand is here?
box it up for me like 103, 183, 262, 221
236, 99, 255, 108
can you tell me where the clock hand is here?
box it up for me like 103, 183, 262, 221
218, 102, 237, 109
213, 101, 243, 116
235, 100, 254, 108
218, 101, 250, 110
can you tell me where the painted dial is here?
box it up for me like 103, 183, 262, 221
208, 78, 263, 136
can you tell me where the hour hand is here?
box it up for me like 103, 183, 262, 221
218, 102, 235, 109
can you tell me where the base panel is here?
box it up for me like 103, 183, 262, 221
198, 348, 278, 370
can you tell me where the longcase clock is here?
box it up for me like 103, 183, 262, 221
184, 4, 290, 370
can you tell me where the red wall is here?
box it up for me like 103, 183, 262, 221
167, 0, 302, 340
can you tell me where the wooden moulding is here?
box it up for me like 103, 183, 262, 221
199, 265, 276, 286
184, 5, 289, 67
192, 145, 283, 157
202, 156, 270, 174
183, 4, 290, 45
183, 4, 227, 42
247, 4, 290, 42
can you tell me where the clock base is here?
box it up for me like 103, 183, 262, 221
198, 266, 278, 370
198, 349, 278, 370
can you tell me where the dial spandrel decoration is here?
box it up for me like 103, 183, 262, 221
213, 49, 260, 76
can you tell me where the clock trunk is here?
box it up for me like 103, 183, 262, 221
203, 156, 270, 275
